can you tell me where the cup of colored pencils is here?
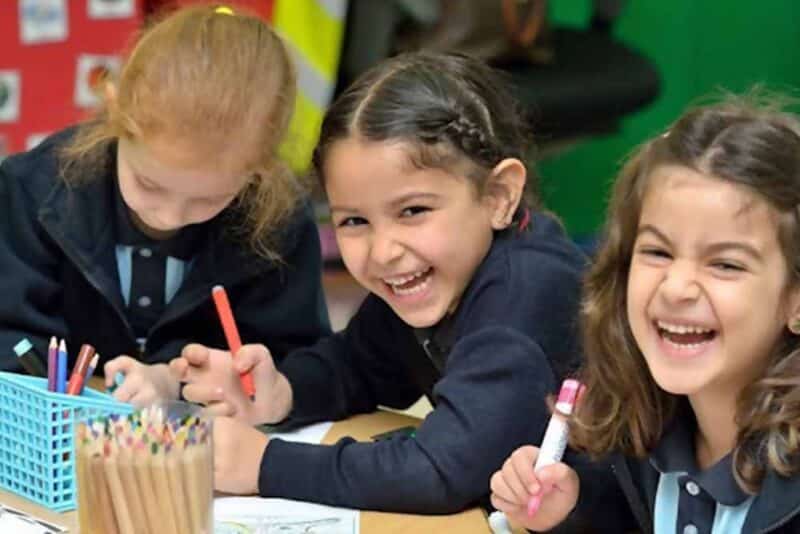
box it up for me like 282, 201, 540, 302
74, 401, 213, 534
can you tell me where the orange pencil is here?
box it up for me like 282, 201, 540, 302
66, 344, 96, 395
211, 285, 255, 396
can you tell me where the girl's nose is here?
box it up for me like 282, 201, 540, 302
369, 230, 403, 266
659, 260, 701, 303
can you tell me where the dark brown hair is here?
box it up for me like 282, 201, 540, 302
312, 51, 537, 216
59, 4, 299, 260
571, 93, 800, 493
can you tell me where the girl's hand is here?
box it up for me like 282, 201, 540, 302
213, 416, 268, 494
103, 357, 180, 407
169, 343, 293, 425
490, 445, 579, 532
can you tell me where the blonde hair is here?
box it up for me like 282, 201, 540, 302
571, 93, 800, 493
60, 4, 300, 260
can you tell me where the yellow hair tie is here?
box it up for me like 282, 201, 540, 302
215, 6, 234, 15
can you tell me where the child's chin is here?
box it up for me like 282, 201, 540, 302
392, 307, 444, 329
650, 371, 703, 397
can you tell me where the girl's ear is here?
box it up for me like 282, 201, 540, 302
786, 285, 800, 335
484, 158, 526, 230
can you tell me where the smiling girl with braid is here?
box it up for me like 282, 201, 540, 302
171, 51, 587, 513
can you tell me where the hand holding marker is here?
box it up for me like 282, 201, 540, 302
527, 378, 582, 516
212, 285, 256, 396
488, 379, 583, 534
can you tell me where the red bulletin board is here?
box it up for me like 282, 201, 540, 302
0, 0, 274, 157
0, 1, 145, 155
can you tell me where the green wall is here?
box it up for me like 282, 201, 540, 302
539, 1, 800, 240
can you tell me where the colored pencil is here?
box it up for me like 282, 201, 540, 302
67, 344, 96, 395
211, 285, 255, 396
80, 353, 100, 395
56, 339, 67, 393
47, 336, 58, 391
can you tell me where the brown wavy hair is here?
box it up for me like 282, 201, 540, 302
59, 4, 300, 260
571, 92, 800, 493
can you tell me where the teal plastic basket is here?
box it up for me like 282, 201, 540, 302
0, 371, 133, 512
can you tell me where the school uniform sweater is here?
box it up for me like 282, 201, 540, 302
260, 213, 587, 514
559, 402, 800, 534
0, 129, 331, 372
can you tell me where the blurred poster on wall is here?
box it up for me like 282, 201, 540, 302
19, 0, 68, 44
26, 132, 50, 150
88, 0, 135, 19
0, 71, 21, 123
74, 54, 120, 108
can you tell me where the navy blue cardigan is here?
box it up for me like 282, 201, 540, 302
0, 129, 331, 371
261, 213, 587, 513
558, 443, 800, 533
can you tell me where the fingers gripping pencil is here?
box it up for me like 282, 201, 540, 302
212, 285, 256, 396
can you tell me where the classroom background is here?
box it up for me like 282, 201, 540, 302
1, 0, 799, 328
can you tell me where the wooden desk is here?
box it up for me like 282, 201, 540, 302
0, 404, 490, 533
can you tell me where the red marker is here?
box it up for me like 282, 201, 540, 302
527, 379, 582, 517
212, 285, 255, 396
66, 344, 96, 396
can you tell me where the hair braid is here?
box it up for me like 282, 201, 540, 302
443, 115, 501, 167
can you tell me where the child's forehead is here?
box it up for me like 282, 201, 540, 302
326, 136, 481, 182
121, 134, 250, 178
646, 164, 761, 204
641, 164, 781, 230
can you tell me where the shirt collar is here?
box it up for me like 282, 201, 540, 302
650, 399, 750, 506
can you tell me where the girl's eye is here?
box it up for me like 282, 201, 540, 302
136, 175, 161, 192
336, 216, 368, 228
712, 261, 745, 272
638, 247, 671, 260
400, 206, 430, 217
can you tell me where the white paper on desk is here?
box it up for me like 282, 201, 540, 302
0, 503, 67, 533
215, 497, 359, 534
268, 421, 333, 444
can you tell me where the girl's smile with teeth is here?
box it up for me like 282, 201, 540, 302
382, 268, 433, 296
655, 320, 714, 335
382, 267, 431, 286
654, 319, 717, 350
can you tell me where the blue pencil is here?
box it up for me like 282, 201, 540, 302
56, 339, 67, 394
80, 353, 100, 395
